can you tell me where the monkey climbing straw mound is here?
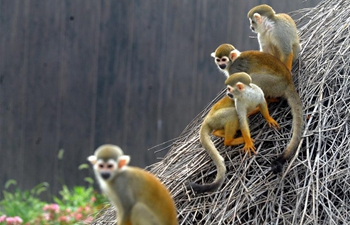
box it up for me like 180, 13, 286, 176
90, 0, 350, 224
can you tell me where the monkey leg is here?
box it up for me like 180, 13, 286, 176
247, 106, 261, 117
283, 52, 294, 71
131, 202, 162, 225
258, 102, 280, 129
212, 129, 225, 138
213, 129, 246, 145
247, 98, 280, 117
239, 120, 256, 156
223, 118, 240, 146
225, 137, 246, 146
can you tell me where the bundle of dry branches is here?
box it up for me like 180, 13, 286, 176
90, 0, 350, 224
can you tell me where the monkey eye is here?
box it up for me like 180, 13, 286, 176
227, 86, 232, 92
215, 58, 221, 62
222, 58, 227, 62
107, 164, 114, 169
98, 164, 104, 169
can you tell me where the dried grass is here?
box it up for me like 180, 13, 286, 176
90, 0, 350, 224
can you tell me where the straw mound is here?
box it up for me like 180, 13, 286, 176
90, 0, 350, 224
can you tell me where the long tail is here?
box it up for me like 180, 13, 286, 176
188, 124, 226, 193
271, 85, 304, 173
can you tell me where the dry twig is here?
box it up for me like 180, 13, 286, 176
91, 0, 350, 224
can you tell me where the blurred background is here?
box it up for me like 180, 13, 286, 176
0, 0, 321, 199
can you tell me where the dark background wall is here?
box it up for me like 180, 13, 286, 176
0, 0, 321, 198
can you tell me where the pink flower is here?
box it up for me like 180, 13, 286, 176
84, 206, 92, 213
74, 213, 83, 221
5, 216, 22, 225
50, 204, 60, 213
90, 196, 96, 202
58, 216, 70, 222
13, 217, 23, 224
43, 204, 60, 213
0, 215, 6, 222
6, 217, 15, 224
43, 213, 51, 221
43, 204, 50, 211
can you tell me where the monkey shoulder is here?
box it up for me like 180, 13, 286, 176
278, 13, 296, 24
123, 167, 157, 182
126, 167, 169, 191
244, 85, 265, 103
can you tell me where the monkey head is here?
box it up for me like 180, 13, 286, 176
247, 4, 275, 33
88, 144, 130, 181
225, 72, 252, 99
211, 44, 242, 77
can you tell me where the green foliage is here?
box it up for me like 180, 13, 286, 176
53, 185, 106, 211
0, 182, 48, 223
0, 159, 108, 224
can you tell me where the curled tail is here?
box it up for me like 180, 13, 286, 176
271, 85, 303, 173
188, 124, 226, 193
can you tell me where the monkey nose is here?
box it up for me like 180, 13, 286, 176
219, 64, 226, 69
250, 26, 255, 31
101, 172, 111, 180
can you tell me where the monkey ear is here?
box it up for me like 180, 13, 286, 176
253, 13, 262, 24
236, 82, 245, 91
118, 155, 130, 169
229, 49, 240, 61
210, 52, 216, 58
87, 155, 97, 165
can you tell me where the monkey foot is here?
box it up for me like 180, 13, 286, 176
266, 118, 280, 129
242, 142, 257, 157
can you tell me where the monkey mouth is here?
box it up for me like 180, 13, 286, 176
219, 64, 226, 69
227, 93, 234, 99
250, 26, 255, 31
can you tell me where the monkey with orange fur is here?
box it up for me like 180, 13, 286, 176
188, 72, 279, 194
247, 4, 300, 71
88, 144, 178, 225
211, 44, 303, 174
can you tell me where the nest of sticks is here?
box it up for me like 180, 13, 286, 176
90, 0, 350, 224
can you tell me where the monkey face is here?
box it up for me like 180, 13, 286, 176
226, 85, 235, 99
95, 159, 118, 181
249, 18, 257, 32
214, 56, 230, 70
226, 82, 246, 100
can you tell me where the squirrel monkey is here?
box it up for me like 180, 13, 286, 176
211, 44, 303, 174
188, 72, 279, 194
225, 72, 280, 153
88, 144, 178, 225
247, 4, 300, 71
